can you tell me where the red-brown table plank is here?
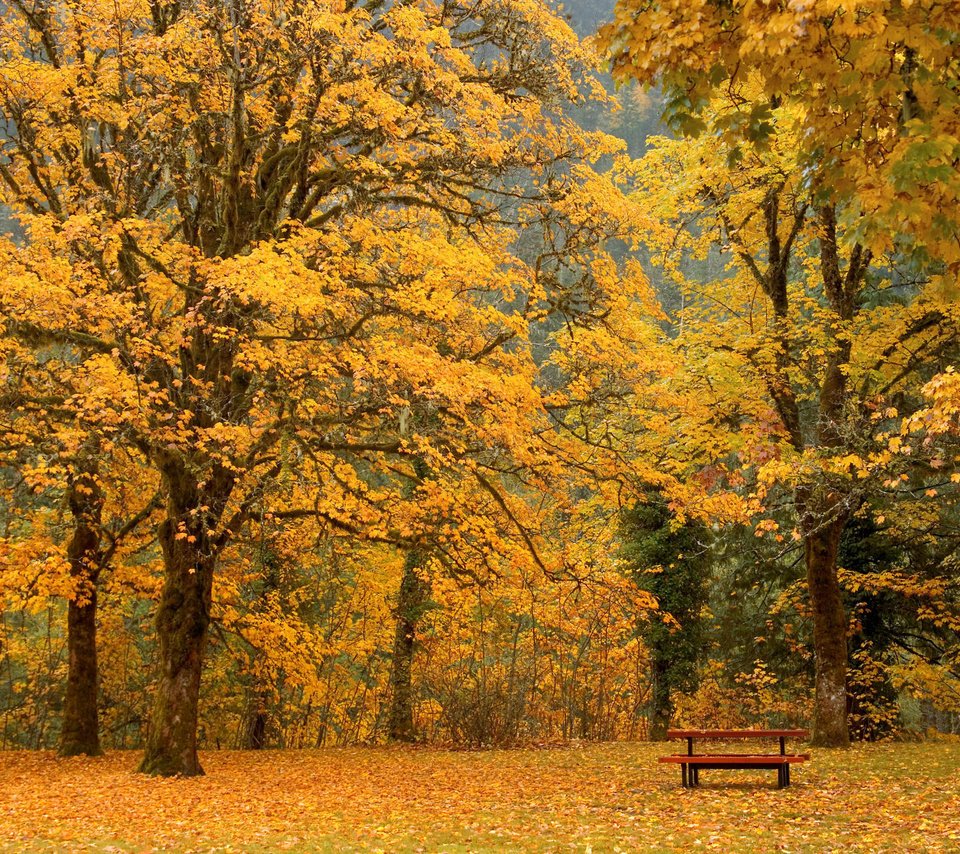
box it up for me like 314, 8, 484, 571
658, 754, 809, 764
666, 729, 808, 738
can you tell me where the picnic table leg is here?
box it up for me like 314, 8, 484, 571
692, 767, 699, 787
777, 766, 785, 789
785, 763, 791, 786
780, 736, 785, 755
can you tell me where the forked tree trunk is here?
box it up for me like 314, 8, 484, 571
800, 217, 860, 748
648, 655, 671, 741
805, 516, 850, 747
388, 549, 429, 742
60, 454, 104, 757
139, 512, 215, 776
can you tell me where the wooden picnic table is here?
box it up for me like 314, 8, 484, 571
658, 728, 809, 788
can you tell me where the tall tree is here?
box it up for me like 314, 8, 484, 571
1, 0, 651, 774
629, 94, 959, 745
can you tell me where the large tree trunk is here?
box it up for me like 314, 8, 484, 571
60, 453, 104, 757
648, 654, 672, 741
388, 549, 429, 742
139, 511, 215, 776
805, 516, 850, 747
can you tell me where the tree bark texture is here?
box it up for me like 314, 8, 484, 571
61, 593, 102, 756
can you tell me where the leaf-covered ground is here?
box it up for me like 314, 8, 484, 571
2, 741, 958, 852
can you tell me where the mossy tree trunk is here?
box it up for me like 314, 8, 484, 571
388, 548, 430, 742
139, 526, 214, 775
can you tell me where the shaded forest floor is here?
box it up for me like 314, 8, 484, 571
1, 741, 959, 852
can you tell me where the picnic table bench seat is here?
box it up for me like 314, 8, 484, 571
659, 729, 810, 788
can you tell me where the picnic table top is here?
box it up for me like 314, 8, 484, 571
659, 753, 810, 764
666, 729, 809, 739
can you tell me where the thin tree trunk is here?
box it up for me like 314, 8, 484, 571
243, 555, 278, 750
60, 451, 104, 757
388, 549, 429, 742
243, 685, 270, 750
805, 516, 850, 747
139, 513, 214, 776
648, 655, 671, 741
